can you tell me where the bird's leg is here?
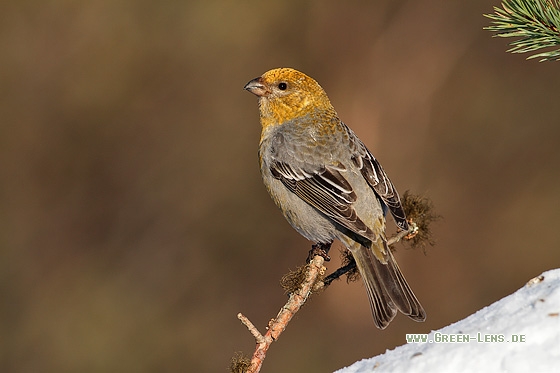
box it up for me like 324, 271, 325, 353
322, 257, 357, 287
307, 242, 332, 263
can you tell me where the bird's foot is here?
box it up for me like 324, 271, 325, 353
307, 242, 332, 263
404, 220, 419, 240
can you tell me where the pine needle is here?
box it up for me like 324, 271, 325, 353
484, 0, 560, 61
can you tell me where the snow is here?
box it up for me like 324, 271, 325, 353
336, 269, 560, 373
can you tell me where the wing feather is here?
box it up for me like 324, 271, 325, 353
343, 123, 409, 231
270, 160, 374, 241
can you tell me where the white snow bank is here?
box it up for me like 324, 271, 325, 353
336, 269, 560, 373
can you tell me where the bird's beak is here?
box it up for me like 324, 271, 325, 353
244, 77, 268, 97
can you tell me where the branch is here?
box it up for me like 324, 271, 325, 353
234, 255, 325, 373
233, 222, 420, 373
484, 0, 560, 61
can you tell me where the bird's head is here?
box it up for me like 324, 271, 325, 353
244, 68, 335, 128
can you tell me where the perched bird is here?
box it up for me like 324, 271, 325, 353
244, 68, 425, 329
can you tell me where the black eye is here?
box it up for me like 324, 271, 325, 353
278, 82, 287, 90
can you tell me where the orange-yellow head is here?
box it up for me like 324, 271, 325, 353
244, 68, 336, 129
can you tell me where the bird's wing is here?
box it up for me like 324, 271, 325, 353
270, 160, 375, 242
342, 123, 409, 231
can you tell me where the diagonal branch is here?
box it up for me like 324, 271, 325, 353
233, 226, 418, 373
235, 255, 326, 373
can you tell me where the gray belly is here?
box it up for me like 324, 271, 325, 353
265, 176, 338, 244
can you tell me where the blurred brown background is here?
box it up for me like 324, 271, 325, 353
1, 0, 559, 372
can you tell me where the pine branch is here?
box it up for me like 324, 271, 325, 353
484, 0, 560, 61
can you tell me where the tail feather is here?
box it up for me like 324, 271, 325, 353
350, 241, 426, 329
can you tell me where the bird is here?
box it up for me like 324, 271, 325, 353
244, 67, 425, 329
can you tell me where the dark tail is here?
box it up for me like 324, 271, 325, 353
349, 241, 426, 329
